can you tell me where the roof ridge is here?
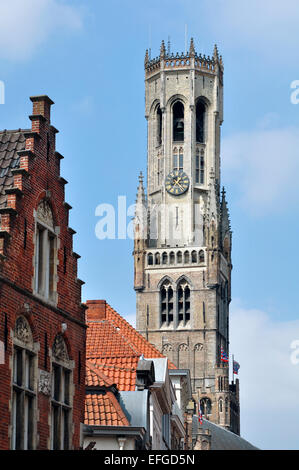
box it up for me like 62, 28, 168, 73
106, 302, 166, 357
88, 360, 138, 373
106, 391, 130, 426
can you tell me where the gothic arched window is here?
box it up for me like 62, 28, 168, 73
155, 252, 160, 265
160, 281, 174, 325
200, 398, 212, 416
196, 100, 205, 143
177, 251, 182, 264
51, 334, 72, 450
147, 253, 153, 265
170, 251, 175, 265
173, 101, 184, 142
191, 250, 197, 263
34, 199, 57, 301
199, 250, 205, 263
12, 316, 36, 450
162, 252, 168, 265
178, 280, 191, 324
219, 398, 223, 413
156, 105, 162, 145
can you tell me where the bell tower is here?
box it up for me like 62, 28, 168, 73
134, 39, 240, 434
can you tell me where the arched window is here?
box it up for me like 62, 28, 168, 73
147, 253, 153, 265
12, 316, 36, 449
200, 150, 205, 184
156, 105, 162, 145
162, 252, 168, 265
200, 398, 212, 416
34, 199, 57, 301
155, 252, 160, 265
51, 334, 72, 450
177, 251, 182, 264
178, 280, 191, 324
170, 251, 175, 265
219, 398, 223, 413
191, 250, 197, 263
196, 100, 205, 143
160, 281, 174, 325
173, 101, 184, 142
199, 250, 205, 263
184, 251, 190, 264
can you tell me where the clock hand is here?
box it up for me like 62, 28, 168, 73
173, 179, 184, 191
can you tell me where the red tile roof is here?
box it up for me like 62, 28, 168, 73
86, 300, 176, 394
85, 299, 176, 430
85, 392, 129, 426
86, 361, 115, 388
85, 361, 129, 426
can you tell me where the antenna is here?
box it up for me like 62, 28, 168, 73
149, 24, 152, 60
185, 24, 188, 54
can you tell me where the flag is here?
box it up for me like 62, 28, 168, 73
198, 405, 203, 425
233, 360, 240, 375
221, 346, 229, 363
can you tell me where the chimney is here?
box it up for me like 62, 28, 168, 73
30, 95, 54, 122
86, 300, 107, 321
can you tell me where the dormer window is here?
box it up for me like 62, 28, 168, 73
34, 200, 57, 302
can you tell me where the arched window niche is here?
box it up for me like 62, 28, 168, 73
160, 280, 174, 326
34, 199, 57, 302
196, 99, 206, 143
177, 279, 191, 325
173, 101, 184, 142
156, 105, 162, 145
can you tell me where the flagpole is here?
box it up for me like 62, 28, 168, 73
232, 354, 234, 385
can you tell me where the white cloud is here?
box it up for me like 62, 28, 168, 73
222, 126, 299, 215
230, 300, 299, 449
0, 0, 83, 61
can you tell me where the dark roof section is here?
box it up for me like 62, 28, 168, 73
0, 129, 28, 208
192, 416, 258, 450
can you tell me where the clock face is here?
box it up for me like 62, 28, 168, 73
165, 170, 190, 196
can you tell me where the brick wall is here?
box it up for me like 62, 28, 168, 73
0, 96, 86, 450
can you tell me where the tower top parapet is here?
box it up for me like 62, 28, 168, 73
144, 38, 223, 78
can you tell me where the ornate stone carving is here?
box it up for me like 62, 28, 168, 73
39, 370, 51, 396
162, 343, 173, 353
194, 343, 203, 351
14, 316, 33, 344
37, 199, 54, 228
52, 334, 68, 361
179, 343, 189, 352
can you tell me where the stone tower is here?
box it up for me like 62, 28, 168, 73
134, 39, 240, 434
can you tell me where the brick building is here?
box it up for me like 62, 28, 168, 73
0, 96, 86, 450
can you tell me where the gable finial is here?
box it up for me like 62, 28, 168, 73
160, 40, 166, 58
213, 44, 219, 60
145, 49, 149, 67
189, 37, 195, 57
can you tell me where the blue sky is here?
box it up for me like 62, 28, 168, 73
1, 0, 299, 450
